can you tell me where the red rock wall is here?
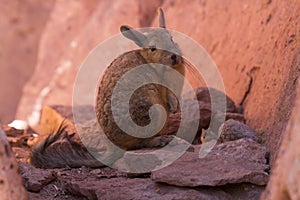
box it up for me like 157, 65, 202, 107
261, 79, 300, 200
0, 0, 54, 123
161, 0, 300, 165
16, 0, 162, 123
3, 0, 299, 166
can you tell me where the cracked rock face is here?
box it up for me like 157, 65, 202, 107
262, 80, 300, 200
151, 138, 269, 187
0, 127, 28, 200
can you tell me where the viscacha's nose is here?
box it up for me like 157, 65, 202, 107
171, 54, 177, 65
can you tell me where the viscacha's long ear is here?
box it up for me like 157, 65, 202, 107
120, 25, 147, 48
158, 7, 166, 28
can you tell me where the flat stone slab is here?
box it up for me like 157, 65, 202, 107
151, 138, 269, 187
59, 167, 264, 200
62, 176, 231, 200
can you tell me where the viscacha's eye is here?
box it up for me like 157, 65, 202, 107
150, 46, 156, 52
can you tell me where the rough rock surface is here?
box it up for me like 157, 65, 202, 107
45, 168, 265, 200
218, 119, 260, 143
152, 138, 269, 187
0, 127, 28, 200
19, 159, 266, 200
63, 177, 231, 200
21, 152, 266, 200
261, 80, 300, 200
2, 109, 268, 199
20, 163, 56, 192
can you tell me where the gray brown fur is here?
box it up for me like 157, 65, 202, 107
96, 9, 185, 150
96, 50, 184, 150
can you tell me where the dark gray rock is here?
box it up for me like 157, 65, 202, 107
218, 119, 260, 143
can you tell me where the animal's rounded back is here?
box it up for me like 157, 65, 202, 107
96, 9, 185, 150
